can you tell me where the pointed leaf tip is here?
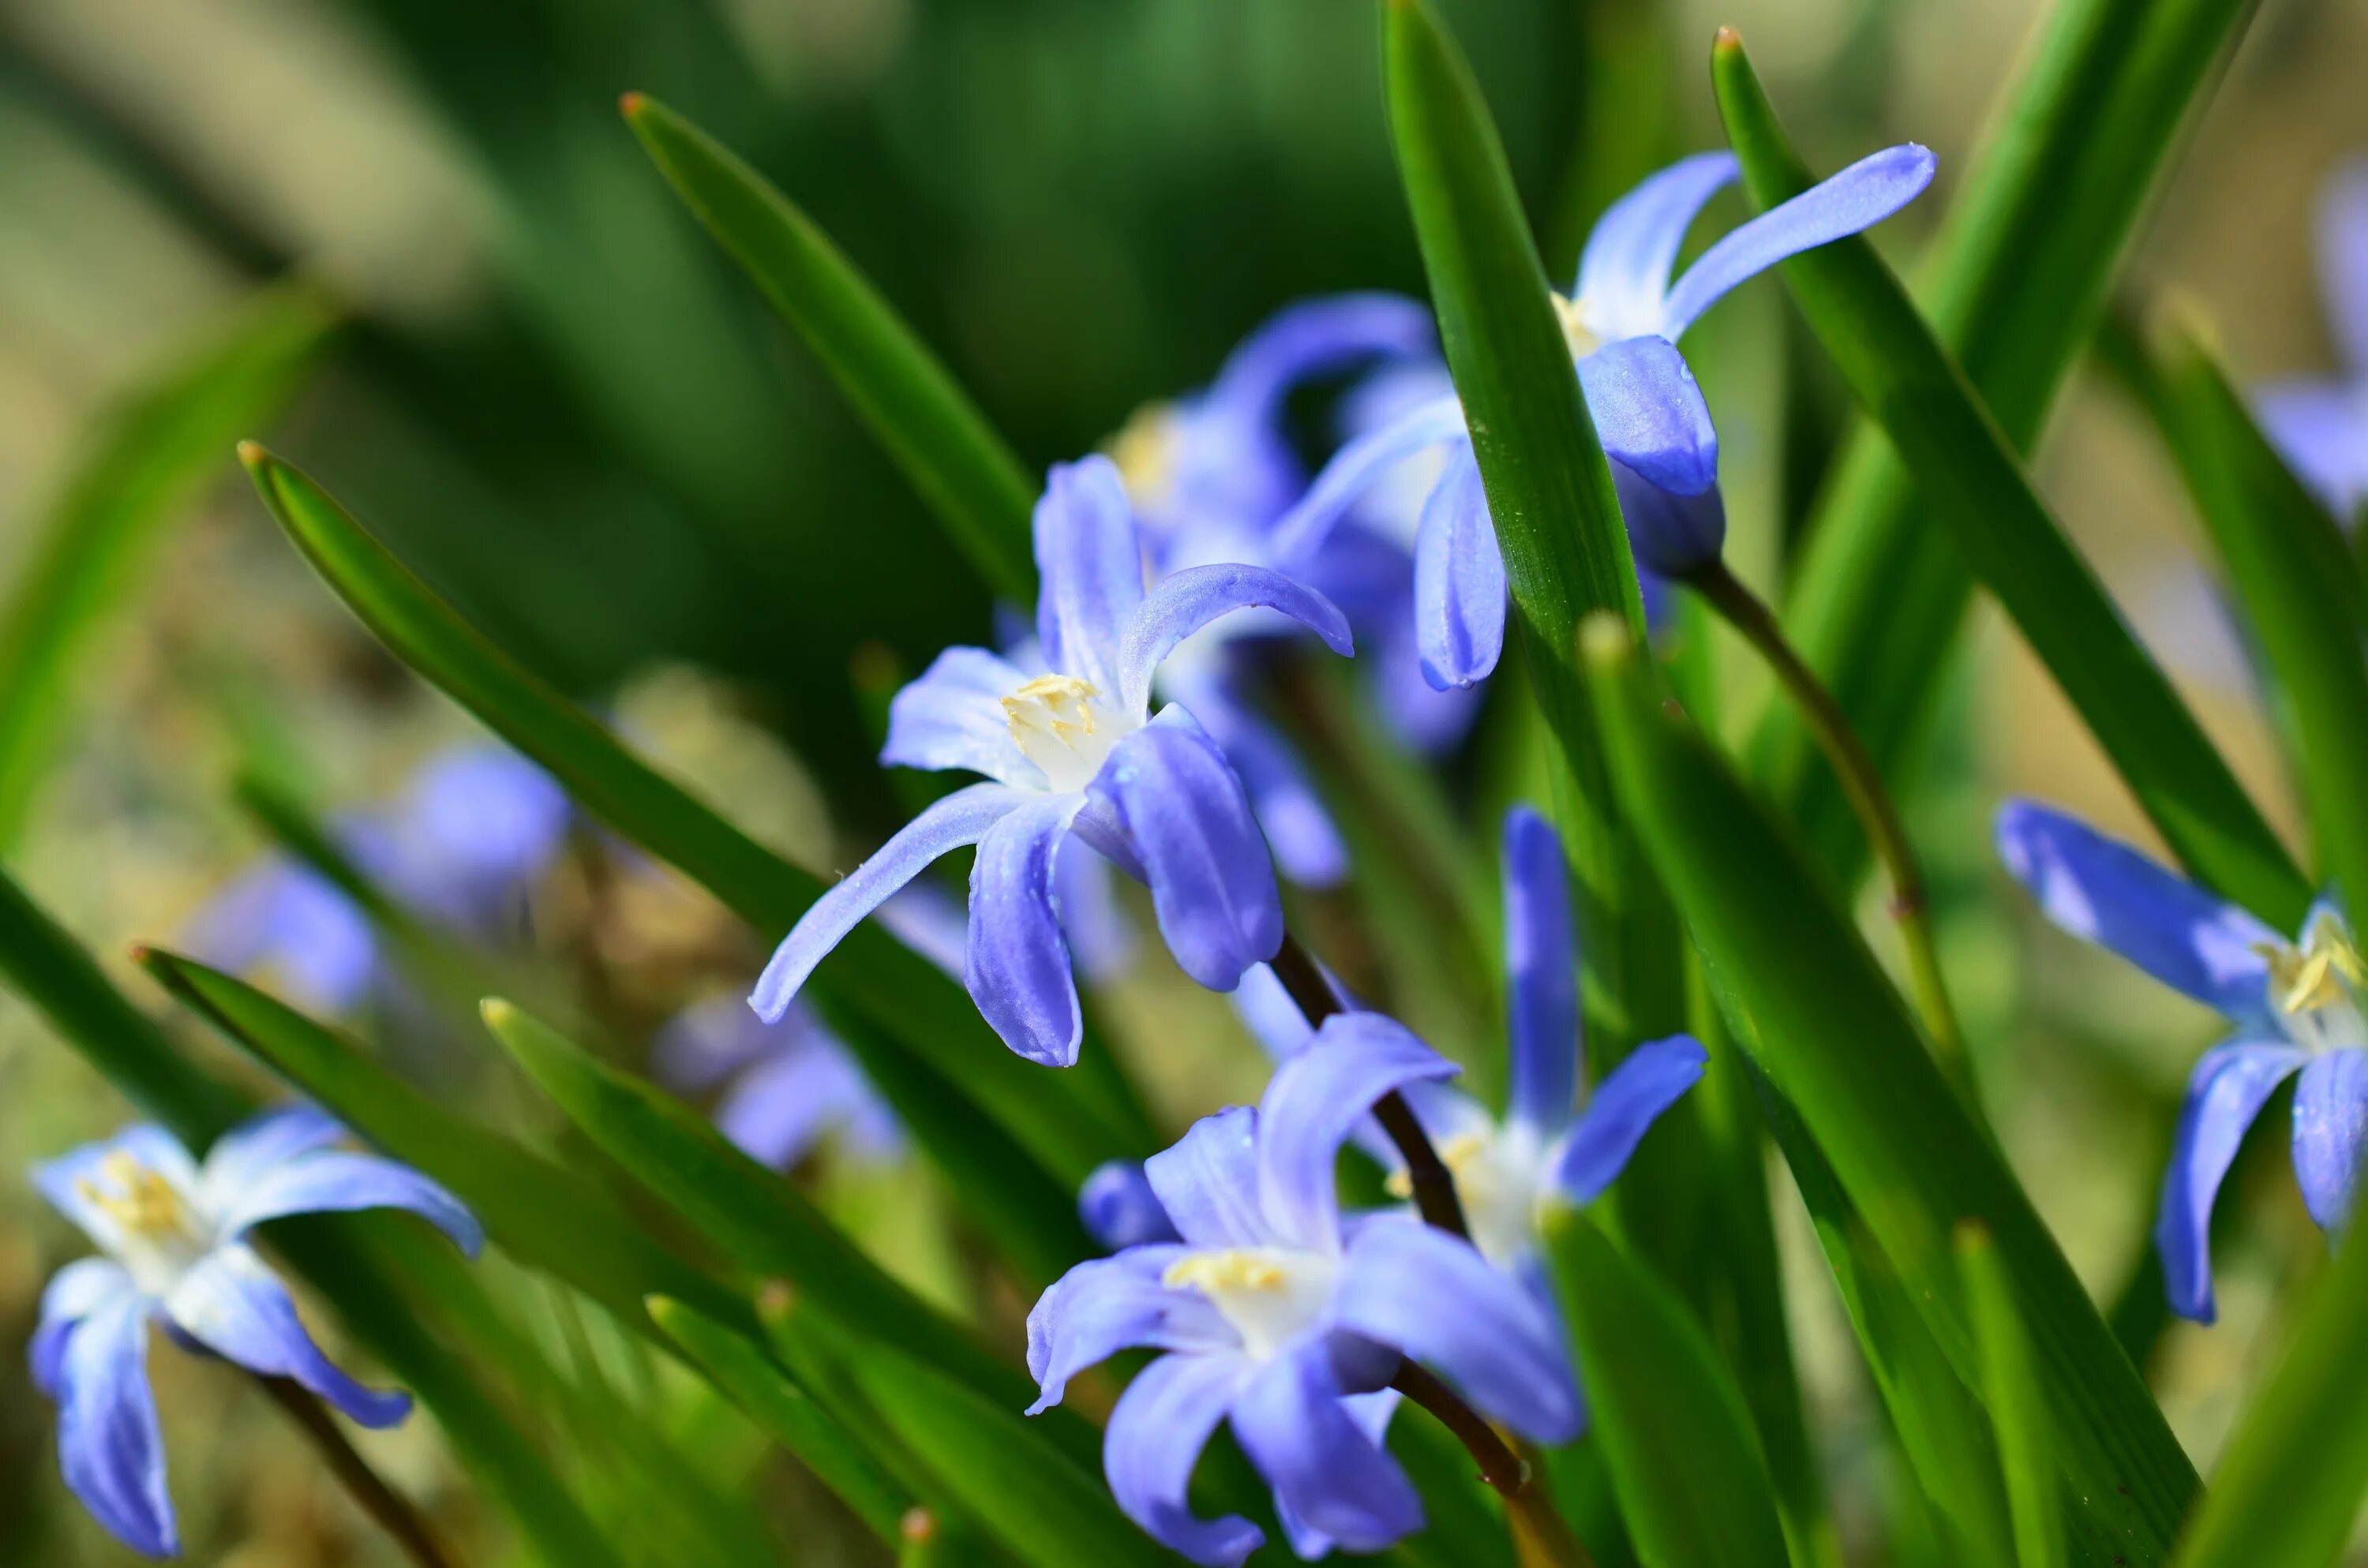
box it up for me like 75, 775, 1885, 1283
479, 997, 517, 1030
1714, 25, 1744, 51
236, 440, 268, 470
619, 91, 646, 120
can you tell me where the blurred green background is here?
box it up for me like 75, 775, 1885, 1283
5, 0, 2368, 1561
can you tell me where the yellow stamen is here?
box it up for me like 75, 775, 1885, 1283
1163, 1251, 1287, 1293
1385, 1131, 1486, 1199
1550, 294, 1600, 359
2259, 918, 2366, 1016
1002, 674, 1101, 748
77, 1153, 188, 1238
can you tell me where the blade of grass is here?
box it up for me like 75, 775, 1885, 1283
621, 94, 1036, 604
1960, 1224, 2068, 1568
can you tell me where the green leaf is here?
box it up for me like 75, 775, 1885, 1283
1752, 0, 2258, 887
646, 1295, 912, 1545
1958, 1224, 2066, 1568
235, 444, 1149, 1204
0, 284, 333, 848
1543, 1209, 1789, 1568
0, 866, 623, 1568
622, 93, 1036, 604
1579, 618, 2199, 1562
133, 947, 748, 1336
1710, 31, 2302, 933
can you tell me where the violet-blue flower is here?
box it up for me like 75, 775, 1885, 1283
30, 1107, 483, 1557
2254, 160, 2368, 521
751, 455, 1353, 1066
1272, 145, 1936, 689
1028, 1014, 1577, 1566
1997, 799, 2368, 1322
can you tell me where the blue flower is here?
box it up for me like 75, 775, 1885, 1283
655, 995, 904, 1169
1028, 1014, 1578, 1566
1273, 145, 1935, 688
751, 455, 1353, 1066
2254, 160, 2368, 521
1996, 799, 2368, 1322
182, 858, 381, 1014
29, 1108, 483, 1558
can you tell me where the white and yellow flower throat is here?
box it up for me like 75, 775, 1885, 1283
2261, 908, 2368, 1054
1163, 1248, 1339, 1360
1550, 294, 1604, 361
1386, 1121, 1546, 1269
1002, 674, 1128, 793
78, 1151, 209, 1292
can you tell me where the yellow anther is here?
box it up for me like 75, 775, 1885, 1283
1110, 402, 1182, 503
1163, 1251, 1287, 1294
1385, 1132, 1487, 1199
1550, 294, 1600, 359
1002, 675, 1101, 748
2261, 917, 2366, 1016
77, 1153, 189, 1238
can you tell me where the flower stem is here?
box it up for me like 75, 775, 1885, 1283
1686, 560, 1981, 1117
1270, 931, 1472, 1238
1392, 1363, 1592, 1568
255, 1375, 454, 1568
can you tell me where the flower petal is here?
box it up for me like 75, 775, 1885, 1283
654, 994, 800, 1093
1085, 707, 1283, 993
1269, 398, 1472, 567
1257, 1012, 1459, 1252
882, 646, 1047, 787
164, 1244, 411, 1426
1269, 1388, 1404, 1559
1231, 962, 1317, 1061
2252, 380, 2368, 521
1614, 462, 1729, 578
1995, 799, 2282, 1028
1231, 1342, 1424, 1555
35, 1128, 202, 1258
1052, 836, 1136, 983
1411, 452, 1505, 690
1576, 336, 1719, 496
390, 745, 572, 921
2317, 160, 2368, 375
1335, 1217, 1581, 1441
1078, 1160, 1183, 1252
2292, 1048, 2368, 1230
211, 1149, 482, 1256
1035, 455, 1145, 693
1103, 1352, 1264, 1567
1551, 1035, 1709, 1203
2157, 1040, 2306, 1323
1167, 672, 1347, 889
964, 792, 1088, 1065
185, 859, 379, 1013
53, 1292, 175, 1559
1575, 152, 1740, 340
1117, 567, 1351, 719
1202, 294, 1437, 435
1659, 144, 1937, 341
751, 783, 1027, 1023
1373, 608, 1488, 754
197, 1104, 349, 1201
715, 1034, 897, 1169
1146, 1105, 1280, 1249
1502, 805, 1580, 1135
1026, 1248, 1231, 1413
32, 1259, 137, 1398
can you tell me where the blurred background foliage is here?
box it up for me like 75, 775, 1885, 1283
6, 0, 2368, 1561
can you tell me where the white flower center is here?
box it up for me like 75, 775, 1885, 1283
1387, 1122, 1543, 1269
80, 1152, 209, 1293
1163, 1247, 1337, 1360
1551, 294, 1603, 360
1002, 674, 1126, 793
2261, 911, 2368, 1054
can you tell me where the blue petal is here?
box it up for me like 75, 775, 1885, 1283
1502, 805, 1580, 1135
1167, 672, 1348, 889
1231, 962, 1317, 1061
1995, 799, 2281, 1028
164, 1244, 411, 1426
2292, 1049, 2368, 1230
2157, 1041, 2305, 1323
1373, 608, 1488, 755
1334, 1217, 1581, 1442
2253, 380, 2368, 521
751, 783, 1027, 1023
1078, 1161, 1183, 1251
654, 994, 804, 1093
1551, 1035, 1708, 1203
1270, 1389, 1406, 1560
1027, 1248, 1231, 1412
1615, 463, 1729, 578
1231, 1341, 1424, 1555
36, 1128, 203, 1258
2317, 160, 2368, 374
1034, 456, 1145, 693
1145, 1106, 1280, 1249
1659, 144, 1937, 341
185, 859, 379, 1014
53, 1292, 175, 1559
197, 1105, 347, 1199
209, 1151, 483, 1257
882, 646, 1047, 787
1053, 837, 1136, 983
966, 793, 1088, 1065
1201, 294, 1437, 440
1117, 567, 1352, 718
32, 1259, 137, 1398
716, 1034, 899, 1169
1269, 398, 1471, 567
1084, 707, 1281, 993
1102, 1352, 1264, 1567
1574, 152, 1740, 340
1257, 1012, 1459, 1252
875, 882, 974, 979
1576, 337, 1719, 497
1411, 453, 1505, 690
392, 745, 572, 919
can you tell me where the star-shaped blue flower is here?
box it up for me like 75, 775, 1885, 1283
2254, 159, 2368, 522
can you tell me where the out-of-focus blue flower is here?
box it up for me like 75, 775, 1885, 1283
182, 859, 381, 1014
751, 455, 1353, 1067
1997, 800, 2368, 1323
1077, 1159, 1182, 1251
1028, 1015, 1577, 1566
29, 1108, 482, 1558
2254, 161, 2368, 521
1274, 146, 1935, 687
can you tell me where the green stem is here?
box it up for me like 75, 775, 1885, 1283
1688, 560, 1981, 1121
255, 1375, 454, 1568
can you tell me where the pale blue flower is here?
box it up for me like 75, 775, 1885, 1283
2255, 160, 2368, 521
30, 1108, 482, 1558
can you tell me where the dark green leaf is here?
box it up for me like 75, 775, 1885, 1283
623, 93, 1036, 604
1959, 1224, 2066, 1568
1544, 1209, 1789, 1568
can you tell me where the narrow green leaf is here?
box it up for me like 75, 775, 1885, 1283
1544, 1209, 1789, 1568
235, 444, 1150, 1203
646, 1295, 912, 1545
1959, 1225, 2066, 1568
134, 948, 747, 1335
0, 284, 333, 848
1754, 0, 2257, 884
622, 93, 1036, 604
1580, 619, 2198, 1562
1711, 30, 2304, 932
